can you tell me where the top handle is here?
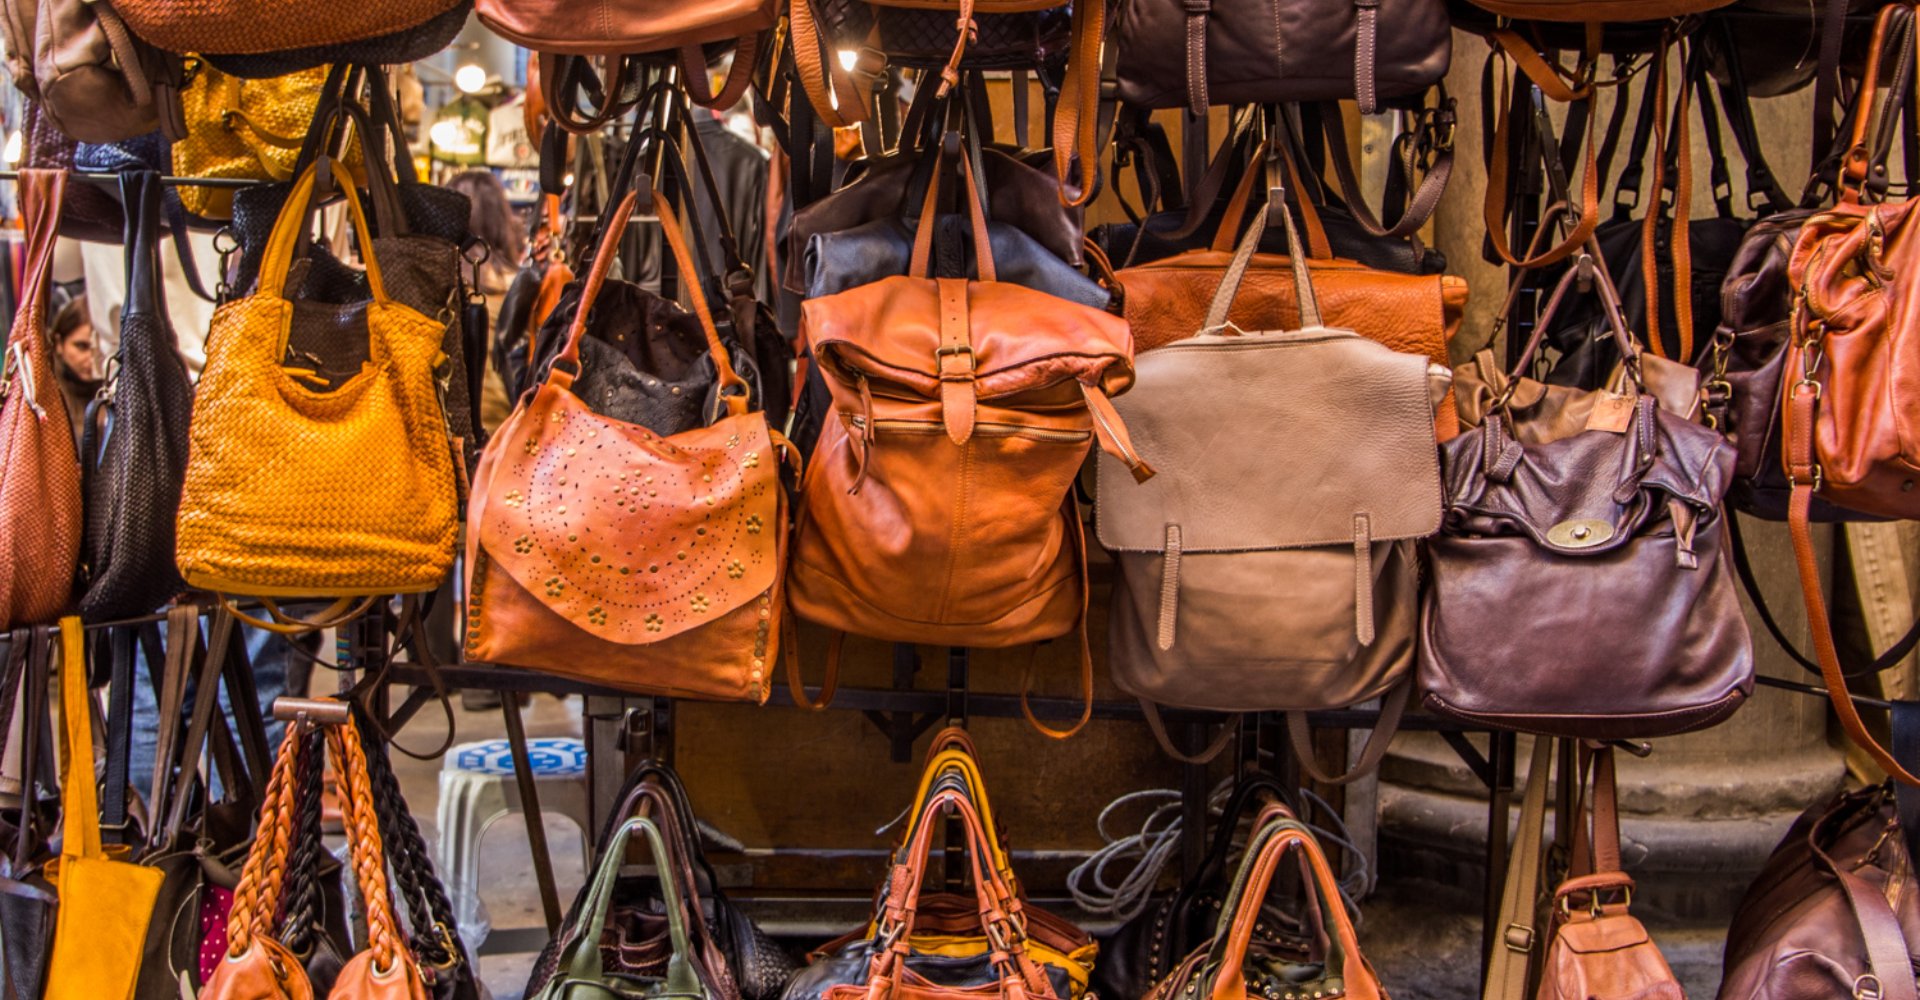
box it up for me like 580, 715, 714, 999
558, 816, 702, 995
907, 130, 998, 283
1202, 147, 1323, 334
257, 157, 390, 307
1841, 4, 1919, 203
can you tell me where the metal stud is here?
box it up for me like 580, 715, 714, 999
743, 451, 760, 468
587, 606, 607, 625
690, 594, 710, 613
645, 614, 664, 633
727, 560, 745, 579
746, 514, 763, 534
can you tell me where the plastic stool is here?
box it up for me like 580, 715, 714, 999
436, 736, 592, 950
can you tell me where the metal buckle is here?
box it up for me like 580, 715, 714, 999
1502, 924, 1534, 953
935, 344, 975, 374
1855, 974, 1885, 1000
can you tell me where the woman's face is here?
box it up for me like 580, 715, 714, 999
59, 321, 96, 380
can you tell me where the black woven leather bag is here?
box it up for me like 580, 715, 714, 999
201, 0, 472, 78
78, 171, 193, 623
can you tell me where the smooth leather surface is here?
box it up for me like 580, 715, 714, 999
805, 216, 1110, 309
1113, 0, 1450, 110
790, 275, 1134, 645
478, 0, 772, 54
1420, 400, 1755, 738
1453, 348, 1704, 439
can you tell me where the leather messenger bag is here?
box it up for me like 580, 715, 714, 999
1097, 156, 1446, 773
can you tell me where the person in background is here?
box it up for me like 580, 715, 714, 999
49, 296, 100, 446
444, 169, 524, 433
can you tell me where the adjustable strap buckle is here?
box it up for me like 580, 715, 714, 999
935, 344, 975, 379
1502, 924, 1535, 954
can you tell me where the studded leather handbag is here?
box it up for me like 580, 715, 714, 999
785, 136, 1151, 738
465, 181, 790, 703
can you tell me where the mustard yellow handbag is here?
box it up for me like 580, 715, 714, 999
44, 616, 164, 1000
170, 58, 363, 219
175, 157, 458, 622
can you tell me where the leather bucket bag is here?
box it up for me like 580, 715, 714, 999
1419, 257, 1753, 739
0, 170, 81, 631
1142, 804, 1389, 1000
1111, 0, 1451, 115
786, 139, 1151, 737
1780, 4, 1920, 788
1096, 160, 1445, 775
465, 183, 789, 704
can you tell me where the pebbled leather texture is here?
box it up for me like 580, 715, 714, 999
1096, 327, 1441, 712
1113, 0, 1450, 110
1419, 399, 1755, 738
790, 274, 1134, 645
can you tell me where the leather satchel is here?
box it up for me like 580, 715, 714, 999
527, 760, 797, 1000
0, 170, 81, 631
1142, 804, 1389, 1000
466, 184, 789, 703
1718, 746, 1920, 1000
1420, 258, 1753, 739
1111, 0, 1451, 115
786, 141, 1151, 737
78, 171, 193, 623
1780, 3, 1920, 787
1097, 172, 1445, 776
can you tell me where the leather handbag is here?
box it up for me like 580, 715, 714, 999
1464, 0, 1733, 24
1112, 0, 1450, 116
1096, 173, 1445, 774
1093, 774, 1314, 1000
112, 0, 464, 60
0, 626, 57, 1000
781, 786, 1090, 1000
0, 0, 172, 143
1717, 724, 1920, 1000
530, 815, 722, 1000
465, 183, 789, 702
171, 58, 363, 221
1484, 741, 1685, 1000
78, 171, 194, 623
174, 159, 460, 622
1779, 3, 1920, 788
786, 141, 1151, 737
199, 0, 472, 79
1141, 804, 1388, 1000
44, 616, 166, 1000
0, 170, 81, 631
1419, 258, 1754, 739
1108, 140, 1466, 438
527, 760, 799, 1000
202, 705, 430, 1000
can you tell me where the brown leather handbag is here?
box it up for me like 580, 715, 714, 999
1781, 4, 1920, 786
1718, 753, 1919, 1000
0, 0, 172, 144
1486, 741, 1685, 1000
1419, 257, 1753, 739
0, 170, 80, 631
1112, 0, 1450, 116
1108, 140, 1466, 440
466, 182, 789, 704
1096, 167, 1445, 773
1143, 803, 1389, 1000
786, 143, 1150, 737
1464, 0, 1733, 23
112, 0, 465, 59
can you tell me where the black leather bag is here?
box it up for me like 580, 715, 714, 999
0, 628, 55, 1000
527, 760, 799, 1000
78, 171, 194, 623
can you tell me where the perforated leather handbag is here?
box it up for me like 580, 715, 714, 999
785, 139, 1151, 738
1098, 165, 1446, 773
465, 183, 790, 703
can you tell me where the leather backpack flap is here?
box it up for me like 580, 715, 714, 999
1095, 328, 1442, 657
474, 384, 782, 648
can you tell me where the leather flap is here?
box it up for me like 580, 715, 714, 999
477, 384, 781, 645
803, 274, 1135, 402
1553, 913, 1655, 954
1439, 408, 1734, 556
1095, 328, 1443, 553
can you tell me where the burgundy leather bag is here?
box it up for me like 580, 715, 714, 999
1111, 0, 1452, 115
1419, 257, 1753, 739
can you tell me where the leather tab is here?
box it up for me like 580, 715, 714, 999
1352, 0, 1380, 115
936, 278, 976, 445
1082, 382, 1155, 482
1158, 524, 1181, 651
1352, 514, 1374, 646
1183, 0, 1211, 117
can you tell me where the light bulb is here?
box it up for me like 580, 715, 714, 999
3, 129, 21, 166
837, 49, 858, 72
454, 63, 488, 95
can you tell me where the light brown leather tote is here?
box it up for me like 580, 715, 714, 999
1097, 157, 1444, 771
466, 183, 789, 704
787, 139, 1151, 738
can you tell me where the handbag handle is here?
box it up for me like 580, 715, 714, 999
223, 715, 302, 965
1204, 806, 1383, 1000
1206, 138, 1334, 260
325, 717, 422, 983
896, 748, 1019, 895
121, 170, 168, 321
8, 170, 66, 350
906, 129, 998, 283
257, 157, 391, 306
1202, 147, 1322, 334
548, 183, 751, 415
1841, 4, 1920, 203
552, 816, 702, 996
54, 617, 106, 868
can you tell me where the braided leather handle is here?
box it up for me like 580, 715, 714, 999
327, 719, 413, 977
226, 720, 304, 959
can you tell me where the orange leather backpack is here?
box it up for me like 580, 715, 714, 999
786, 136, 1152, 738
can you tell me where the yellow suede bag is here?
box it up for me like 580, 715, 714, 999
175, 158, 458, 618
44, 616, 164, 1000
170, 58, 364, 219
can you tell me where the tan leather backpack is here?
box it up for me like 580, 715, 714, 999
786, 141, 1151, 738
